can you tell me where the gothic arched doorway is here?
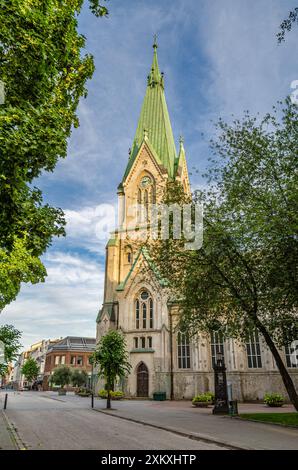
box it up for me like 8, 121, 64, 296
136, 362, 149, 397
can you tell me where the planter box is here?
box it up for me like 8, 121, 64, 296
192, 401, 212, 408
153, 392, 166, 401
266, 403, 284, 407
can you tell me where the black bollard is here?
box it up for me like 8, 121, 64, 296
91, 392, 94, 409
4, 393, 8, 410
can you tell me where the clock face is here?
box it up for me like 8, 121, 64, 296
140, 176, 152, 188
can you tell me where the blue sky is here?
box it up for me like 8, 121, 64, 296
1, 0, 297, 349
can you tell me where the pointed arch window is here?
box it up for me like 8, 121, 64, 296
135, 300, 140, 329
137, 175, 155, 223
135, 290, 153, 329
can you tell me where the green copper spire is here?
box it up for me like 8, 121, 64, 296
123, 38, 177, 180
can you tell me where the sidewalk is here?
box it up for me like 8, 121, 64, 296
0, 411, 17, 450
93, 400, 298, 450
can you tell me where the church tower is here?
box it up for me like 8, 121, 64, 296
96, 39, 190, 398
95, 39, 297, 402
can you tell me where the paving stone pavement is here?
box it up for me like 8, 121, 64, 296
93, 398, 298, 450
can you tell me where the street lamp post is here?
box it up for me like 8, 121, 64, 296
212, 351, 229, 415
90, 362, 94, 409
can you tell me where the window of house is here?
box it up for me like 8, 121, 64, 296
177, 332, 190, 369
127, 252, 132, 263
77, 356, 83, 366
134, 337, 138, 349
285, 341, 298, 368
210, 331, 225, 368
140, 337, 146, 349
135, 290, 153, 330
71, 356, 76, 366
54, 356, 60, 366
148, 337, 152, 349
61, 356, 65, 365
246, 331, 262, 368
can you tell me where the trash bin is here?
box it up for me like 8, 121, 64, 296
153, 392, 166, 401
229, 400, 238, 416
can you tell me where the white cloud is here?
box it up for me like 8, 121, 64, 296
64, 202, 117, 253
0, 251, 104, 349
2, 0, 297, 350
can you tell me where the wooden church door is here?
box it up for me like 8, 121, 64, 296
137, 362, 149, 397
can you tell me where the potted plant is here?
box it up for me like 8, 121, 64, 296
263, 393, 284, 407
51, 365, 72, 395
192, 392, 214, 408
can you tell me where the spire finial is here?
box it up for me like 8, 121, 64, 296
153, 34, 158, 49
179, 135, 184, 145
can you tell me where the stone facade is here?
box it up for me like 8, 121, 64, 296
96, 41, 298, 401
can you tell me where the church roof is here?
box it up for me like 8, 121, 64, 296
123, 38, 178, 181
116, 246, 168, 292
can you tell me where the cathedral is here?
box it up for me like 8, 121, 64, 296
96, 40, 298, 401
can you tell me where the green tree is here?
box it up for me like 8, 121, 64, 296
149, 98, 298, 410
21, 357, 39, 386
92, 330, 131, 409
0, 324, 22, 376
51, 365, 72, 390
71, 368, 88, 388
0, 237, 46, 310
0, 0, 109, 309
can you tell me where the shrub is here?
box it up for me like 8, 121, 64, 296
76, 387, 92, 397
263, 393, 284, 407
98, 389, 124, 399
192, 392, 214, 405
98, 389, 108, 398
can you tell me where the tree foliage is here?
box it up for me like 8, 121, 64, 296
149, 98, 298, 410
277, 7, 298, 42
0, 237, 46, 310
0, 324, 22, 376
0, 0, 108, 309
71, 368, 88, 387
51, 365, 72, 388
92, 330, 131, 409
21, 357, 39, 383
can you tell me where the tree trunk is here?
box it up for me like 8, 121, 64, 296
106, 380, 111, 409
255, 317, 298, 411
